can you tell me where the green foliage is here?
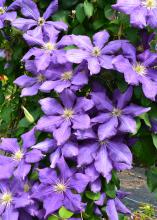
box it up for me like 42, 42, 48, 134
59, 207, 73, 219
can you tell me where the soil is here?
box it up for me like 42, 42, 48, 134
118, 167, 157, 212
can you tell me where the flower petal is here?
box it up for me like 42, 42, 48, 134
93, 30, 110, 49
119, 115, 136, 133
72, 114, 90, 130
39, 98, 63, 115
43, 0, 58, 20
66, 49, 89, 64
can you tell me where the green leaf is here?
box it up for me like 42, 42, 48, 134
48, 215, 58, 220
22, 106, 35, 124
76, 3, 85, 23
147, 167, 157, 192
59, 206, 73, 219
139, 113, 151, 127
105, 182, 116, 198
85, 191, 100, 201
30, 171, 38, 181
93, 19, 104, 30
84, 1, 94, 18
152, 134, 157, 149
134, 118, 141, 134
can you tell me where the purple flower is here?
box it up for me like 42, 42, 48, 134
112, 0, 157, 29
0, 0, 17, 28
91, 86, 150, 139
76, 129, 132, 182
0, 178, 31, 220
22, 27, 70, 71
66, 30, 136, 75
32, 138, 79, 168
12, 0, 67, 32
40, 62, 89, 93
36, 89, 94, 145
0, 128, 44, 180
32, 157, 89, 217
113, 50, 157, 100
14, 60, 55, 97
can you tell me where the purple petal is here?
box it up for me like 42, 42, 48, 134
12, 18, 36, 31
66, 49, 89, 64
60, 89, 76, 108
71, 35, 93, 51
99, 55, 114, 69
91, 179, 101, 193
141, 76, 157, 100
72, 114, 90, 130
14, 161, 31, 179
87, 57, 101, 75
62, 141, 78, 157
91, 91, 113, 111
46, 21, 68, 31
57, 157, 73, 179
39, 168, 57, 184
0, 163, 15, 179
14, 75, 36, 88
44, 194, 63, 217
77, 143, 98, 167
0, 138, 19, 153
70, 173, 89, 193
25, 149, 44, 163
106, 199, 118, 220
36, 116, 63, 133
119, 115, 136, 133
147, 9, 157, 28
74, 97, 94, 113
32, 139, 56, 153
72, 71, 88, 86
50, 148, 61, 168
115, 198, 131, 214
43, 0, 58, 20
112, 0, 140, 14
2, 206, 19, 220
116, 86, 133, 109
123, 104, 150, 116
130, 7, 147, 29
21, 0, 40, 20
4, 12, 17, 22
91, 113, 111, 124
94, 146, 112, 182
35, 53, 51, 71
21, 128, 36, 150
53, 120, 71, 145
39, 98, 63, 115
85, 165, 99, 182
21, 83, 40, 97
113, 55, 139, 85
14, 194, 31, 208
64, 190, 85, 212
98, 117, 118, 141
93, 30, 110, 49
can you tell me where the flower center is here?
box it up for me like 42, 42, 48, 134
37, 74, 45, 82
142, 0, 157, 9
1, 193, 13, 205
54, 183, 67, 193
24, 184, 30, 192
99, 140, 107, 145
13, 150, 24, 161
61, 71, 73, 81
43, 42, 56, 51
133, 63, 147, 76
38, 17, 45, 26
63, 108, 74, 119
0, 7, 6, 15
92, 47, 101, 57
112, 108, 122, 117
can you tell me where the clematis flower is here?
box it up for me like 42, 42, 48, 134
0, 178, 32, 220
32, 138, 79, 168
40, 61, 89, 93
22, 27, 70, 71
66, 30, 136, 75
14, 60, 55, 97
0, 128, 44, 180
36, 89, 93, 145
12, 0, 67, 32
91, 86, 150, 139
76, 129, 132, 182
112, 0, 157, 29
113, 50, 157, 100
0, 0, 17, 28
32, 157, 89, 217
